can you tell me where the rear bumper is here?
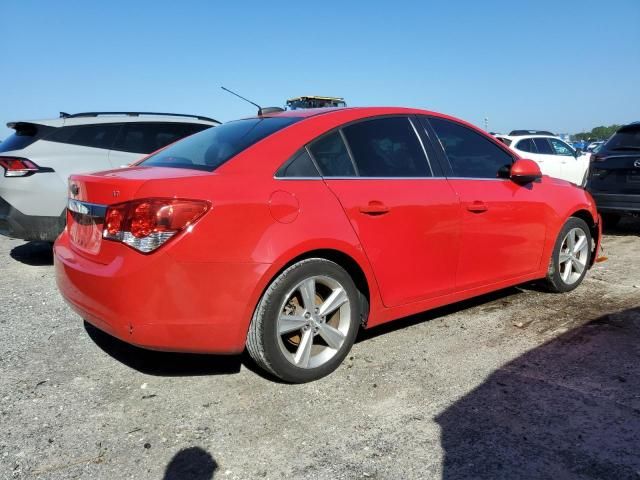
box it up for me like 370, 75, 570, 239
591, 193, 640, 214
54, 232, 270, 354
0, 196, 65, 242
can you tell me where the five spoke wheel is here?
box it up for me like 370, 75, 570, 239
277, 276, 351, 369
558, 227, 589, 285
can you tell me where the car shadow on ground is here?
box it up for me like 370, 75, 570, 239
436, 306, 640, 479
357, 287, 522, 343
9, 241, 53, 266
84, 322, 243, 377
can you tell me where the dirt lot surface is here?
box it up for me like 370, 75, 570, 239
1, 219, 639, 480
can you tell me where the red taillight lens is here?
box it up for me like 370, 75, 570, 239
590, 154, 604, 163
103, 198, 209, 253
0, 157, 41, 177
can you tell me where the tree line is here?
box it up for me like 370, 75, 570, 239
573, 125, 620, 141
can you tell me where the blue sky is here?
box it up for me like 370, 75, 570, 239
1, 0, 638, 139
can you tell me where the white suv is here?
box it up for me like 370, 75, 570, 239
0, 112, 218, 242
496, 134, 590, 187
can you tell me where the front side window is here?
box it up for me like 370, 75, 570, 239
516, 138, 536, 153
308, 131, 356, 177
532, 138, 554, 154
429, 117, 513, 178
139, 117, 300, 171
342, 117, 431, 177
549, 138, 574, 156
46, 124, 120, 150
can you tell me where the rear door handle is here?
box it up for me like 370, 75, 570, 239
467, 201, 488, 213
359, 201, 390, 215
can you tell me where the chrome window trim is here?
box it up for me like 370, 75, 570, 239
408, 117, 434, 177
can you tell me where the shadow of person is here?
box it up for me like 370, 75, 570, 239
436, 307, 640, 479
9, 241, 53, 266
163, 447, 217, 480
84, 321, 242, 377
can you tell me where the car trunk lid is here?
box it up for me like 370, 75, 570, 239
589, 152, 640, 194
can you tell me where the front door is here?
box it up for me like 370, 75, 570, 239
426, 116, 548, 290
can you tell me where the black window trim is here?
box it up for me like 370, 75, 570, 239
273, 146, 323, 180
423, 115, 517, 181
278, 114, 440, 180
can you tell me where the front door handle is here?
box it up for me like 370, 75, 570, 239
359, 201, 390, 215
467, 201, 488, 213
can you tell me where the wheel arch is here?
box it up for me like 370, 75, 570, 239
240, 244, 379, 347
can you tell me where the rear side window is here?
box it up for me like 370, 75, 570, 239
0, 123, 55, 153
113, 123, 210, 154
277, 149, 320, 177
46, 124, 120, 150
516, 138, 536, 153
139, 117, 300, 171
308, 131, 356, 177
532, 138, 554, 154
342, 117, 431, 177
429, 117, 514, 178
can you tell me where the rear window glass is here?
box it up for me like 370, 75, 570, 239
139, 117, 300, 171
605, 125, 640, 151
0, 123, 54, 153
46, 124, 120, 150
112, 123, 211, 154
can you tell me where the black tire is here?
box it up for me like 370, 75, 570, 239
545, 217, 592, 293
246, 258, 364, 383
601, 213, 621, 229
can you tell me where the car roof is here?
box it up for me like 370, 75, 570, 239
7, 112, 219, 129
255, 106, 463, 122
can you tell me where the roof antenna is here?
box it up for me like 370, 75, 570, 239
221, 86, 264, 115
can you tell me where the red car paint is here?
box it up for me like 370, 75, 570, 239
54, 107, 600, 354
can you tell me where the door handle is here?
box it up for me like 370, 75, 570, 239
359, 201, 390, 215
467, 201, 488, 213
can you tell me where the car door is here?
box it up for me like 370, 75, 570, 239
108, 122, 209, 167
548, 137, 584, 184
425, 116, 548, 290
310, 116, 461, 307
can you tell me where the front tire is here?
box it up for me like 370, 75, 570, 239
545, 217, 592, 293
246, 258, 363, 383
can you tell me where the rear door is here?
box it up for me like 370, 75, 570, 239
425, 116, 548, 290
312, 116, 461, 307
108, 122, 210, 167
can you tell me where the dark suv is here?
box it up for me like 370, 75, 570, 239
587, 122, 640, 226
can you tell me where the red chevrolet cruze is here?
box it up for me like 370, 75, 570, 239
54, 107, 601, 382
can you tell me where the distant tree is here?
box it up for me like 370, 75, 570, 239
573, 125, 621, 141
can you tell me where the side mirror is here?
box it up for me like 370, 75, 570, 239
510, 159, 542, 184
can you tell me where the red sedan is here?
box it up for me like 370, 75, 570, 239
54, 107, 601, 383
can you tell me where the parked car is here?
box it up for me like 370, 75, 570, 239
54, 107, 601, 383
587, 121, 640, 226
496, 134, 590, 186
0, 112, 219, 242
586, 140, 605, 152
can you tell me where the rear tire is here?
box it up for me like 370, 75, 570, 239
246, 258, 363, 383
545, 217, 592, 293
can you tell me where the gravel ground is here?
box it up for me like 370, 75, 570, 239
1, 219, 639, 480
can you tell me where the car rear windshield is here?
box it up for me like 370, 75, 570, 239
138, 117, 301, 171
0, 123, 54, 153
605, 124, 640, 151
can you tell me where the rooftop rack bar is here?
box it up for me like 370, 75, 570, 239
59, 111, 220, 124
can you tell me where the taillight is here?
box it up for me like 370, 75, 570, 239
103, 198, 210, 253
0, 157, 43, 177
590, 154, 605, 163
